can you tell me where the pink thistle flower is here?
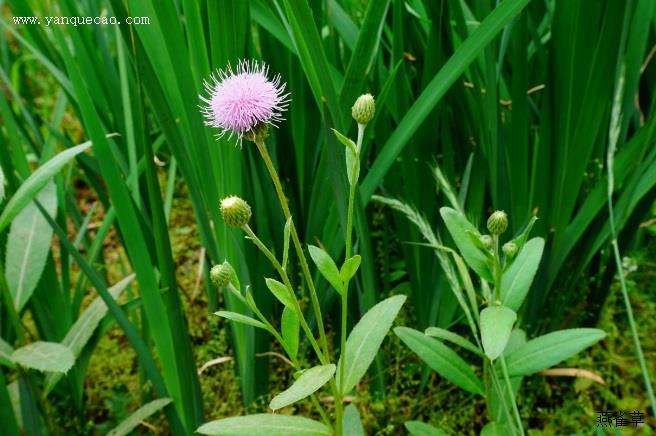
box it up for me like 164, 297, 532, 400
200, 59, 289, 143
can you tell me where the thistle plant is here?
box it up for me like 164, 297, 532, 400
376, 173, 607, 435
197, 61, 404, 435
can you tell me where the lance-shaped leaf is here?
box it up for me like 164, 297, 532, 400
0, 338, 15, 369
405, 421, 449, 436
425, 327, 483, 357
197, 414, 331, 435
281, 307, 300, 360
501, 238, 544, 311
308, 245, 343, 294
270, 364, 335, 410
265, 278, 295, 309
395, 327, 484, 395
0, 138, 114, 232
340, 255, 361, 283
5, 182, 57, 311
12, 342, 74, 374
215, 311, 267, 330
505, 329, 606, 376
440, 207, 494, 282
45, 275, 135, 393
107, 398, 172, 436
337, 295, 406, 394
343, 404, 364, 436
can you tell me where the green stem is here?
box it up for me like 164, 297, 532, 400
611, 239, 656, 416
487, 361, 516, 434
254, 138, 330, 358
500, 356, 524, 436
242, 225, 327, 364
493, 235, 502, 303
335, 124, 365, 436
234, 281, 332, 427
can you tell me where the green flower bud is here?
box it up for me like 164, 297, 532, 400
211, 261, 234, 288
479, 234, 493, 250
220, 195, 251, 227
502, 241, 518, 258
487, 210, 508, 236
351, 94, 375, 125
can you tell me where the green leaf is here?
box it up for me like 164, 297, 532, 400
405, 421, 449, 436
308, 245, 343, 294
337, 295, 406, 394
107, 398, 172, 436
501, 238, 544, 311
480, 422, 512, 436
425, 327, 483, 357
440, 207, 494, 282
345, 146, 360, 186
338, 0, 390, 109
282, 217, 292, 270
270, 364, 335, 410
12, 342, 74, 374
5, 182, 57, 311
45, 274, 135, 393
342, 404, 364, 436
395, 327, 484, 395
0, 165, 5, 203
0, 139, 112, 232
197, 414, 331, 435
0, 338, 15, 369
265, 278, 295, 309
281, 307, 300, 360
332, 128, 356, 153
340, 255, 361, 283
505, 329, 606, 376
480, 306, 517, 361
360, 0, 531, 200
509, 216, 538, 252
215, 311, 267, 330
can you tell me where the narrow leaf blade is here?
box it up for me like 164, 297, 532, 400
12, 342, 74, 374
505, 329, 606, 376
197, 414, 331, 435
270, 364, 336, 410
395, 327, 484, 395
337, 295, 406, 393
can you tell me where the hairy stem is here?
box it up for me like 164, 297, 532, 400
254, 138, 330, 358
500, 356, 524, 436
242, 224, 327, 364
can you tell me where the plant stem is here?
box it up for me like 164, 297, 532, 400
493, 235, 502, 302
234, 280, 332, 427
335, 123, 365, 436
487, 360, 516, 433
609, 235, 656, 416
242, 225, 327, 364
254, 138, 330, 358
605, 64, 656, 416
500, 356, 524, 436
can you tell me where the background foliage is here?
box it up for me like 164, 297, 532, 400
0, 0, 654, 433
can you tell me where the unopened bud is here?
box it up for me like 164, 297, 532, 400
487, 210, 508, 236
502, 242, 518, 258
211, 261, 234, 288
351, 94, 375, 125
220, 195, 252, 227
479, 235, 493, 250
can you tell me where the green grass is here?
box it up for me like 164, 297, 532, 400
0, 0, 655, 433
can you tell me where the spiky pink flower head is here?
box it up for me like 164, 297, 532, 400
200, 59, 289, 143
